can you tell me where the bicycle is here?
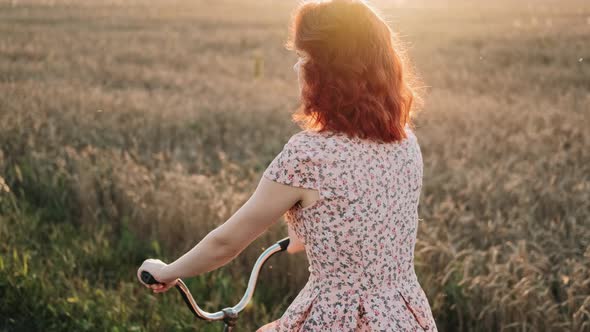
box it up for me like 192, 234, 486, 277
140, 237, 291, 332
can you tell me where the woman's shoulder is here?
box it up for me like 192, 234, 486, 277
287, 129, 327, 147
292, 129, 325, 139
404, 123, 417, 138
282, 130, 334, 161
278, 130, 325, 159
289, 126, 418, 150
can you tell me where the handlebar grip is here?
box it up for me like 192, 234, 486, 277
277, 237, 290, 252
141, 271, 162, 285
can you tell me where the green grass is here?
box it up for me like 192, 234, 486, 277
0, 192, 284, 331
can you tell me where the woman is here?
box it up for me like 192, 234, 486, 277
137, 0, 437, 330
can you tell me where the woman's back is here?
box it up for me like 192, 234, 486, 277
257, 126, 437, 331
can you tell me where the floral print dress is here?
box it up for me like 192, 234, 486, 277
257, 126, 438, 332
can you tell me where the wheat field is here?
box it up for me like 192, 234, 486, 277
0, 0, 589, 331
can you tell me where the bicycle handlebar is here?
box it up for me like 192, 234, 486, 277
140, 237, 291, 323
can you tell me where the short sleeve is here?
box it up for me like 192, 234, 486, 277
262, 132, 319, 190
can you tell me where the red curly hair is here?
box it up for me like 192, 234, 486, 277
286, 0, 422, 143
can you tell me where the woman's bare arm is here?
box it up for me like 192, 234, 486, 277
155, 176, 308, 281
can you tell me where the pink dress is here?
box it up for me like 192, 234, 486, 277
257, 126, 438, 332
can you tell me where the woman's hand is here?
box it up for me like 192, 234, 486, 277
137, 258, 179, 294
